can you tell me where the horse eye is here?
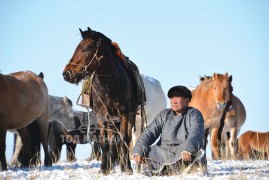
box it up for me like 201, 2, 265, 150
82, 46, 91, 53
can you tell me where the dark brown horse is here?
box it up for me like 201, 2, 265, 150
238, 130, 269, 160
189, 73, 246, 159
0, 71, 52, 170
62, 27, 145, 174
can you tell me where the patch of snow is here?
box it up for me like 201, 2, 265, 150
1, 159, 269, 179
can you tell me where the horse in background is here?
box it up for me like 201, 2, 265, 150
189, 72, 246, 159
238, 131, 269, 160
47, 95, 75, 162
62, 27, 146, 174
0, 71, 52, 170
11, 95, 79, 165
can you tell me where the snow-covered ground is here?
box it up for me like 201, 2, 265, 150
1, 159, 269, 179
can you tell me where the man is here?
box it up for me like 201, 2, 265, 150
132, 85, 206, 176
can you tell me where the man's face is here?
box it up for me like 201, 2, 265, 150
170, 96, 189, 114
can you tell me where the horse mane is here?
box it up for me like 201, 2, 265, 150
199, 75, 212, 82
111, 42, 127, 63
196, 75, 213, 89
80, 28, 112, 44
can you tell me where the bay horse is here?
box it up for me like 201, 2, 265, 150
238, 130, 269, 160
189, 72, 246, 159
62, 27, 146, 174
0, 71, 52, 170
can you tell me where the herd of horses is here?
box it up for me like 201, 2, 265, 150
1, 27, 268, 173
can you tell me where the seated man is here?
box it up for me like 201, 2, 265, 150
132, 85, 206, 176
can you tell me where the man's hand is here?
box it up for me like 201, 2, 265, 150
133, 155, 142, 165
181, 151, 192, 162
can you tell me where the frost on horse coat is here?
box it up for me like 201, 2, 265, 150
189, 73, 246, 159
0, 71, 51, 170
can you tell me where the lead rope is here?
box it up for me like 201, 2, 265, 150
85, 72, 95, 144
86, 107, 93, 144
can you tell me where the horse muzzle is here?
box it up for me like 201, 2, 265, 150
217, 102, 233, 110
63, 70, 81, 84
63, 71, 72, 82
217, 102, 227, 110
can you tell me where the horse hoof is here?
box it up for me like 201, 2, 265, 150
45, 159, 53, 167
121, 168, 133, 175
98, 169, 110, 175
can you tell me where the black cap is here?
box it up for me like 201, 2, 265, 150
167, 85, 192, 100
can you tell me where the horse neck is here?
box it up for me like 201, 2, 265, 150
96, 53, 122, 77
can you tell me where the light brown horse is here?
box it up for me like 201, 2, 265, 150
189, 72, 246, 159
0, 71, 52, 170
238, 131, 269, 160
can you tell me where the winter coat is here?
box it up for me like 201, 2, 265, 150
132, 107, 204, 169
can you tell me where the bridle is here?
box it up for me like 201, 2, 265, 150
66, 39, 103, 77
66, 38, 121, 77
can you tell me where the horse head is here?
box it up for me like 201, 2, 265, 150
212, 72, 233, 110
63, 27, 112, 84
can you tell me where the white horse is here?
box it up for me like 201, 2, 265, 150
132, 74, 167, 147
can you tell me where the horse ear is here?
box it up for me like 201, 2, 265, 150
79, 28, 85, 38
199, 75, 204, 81
212, 73, 217, 80
63, 96, 73, 107
229, 75, 233, 82
87, 27, 94, 36
224, 72, 229, 79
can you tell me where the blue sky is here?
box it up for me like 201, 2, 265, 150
1, 1, 269, 160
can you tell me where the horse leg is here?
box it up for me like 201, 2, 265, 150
203, 128, 210, 149
237, 141, 243, 160
98, 121, 110, 174
119, 115, 132, 173
0, 129, 7, 171
92, 142, 102, 161
11, 133, 22, 166
28, 122, 41, 166
67, 143, 77, 162
107, 123, 118, 169
242, 144, 251, 160
211, 128, 220, 159
54, 142, 62, 163
229, 127, 237, 159
17, 127, 34, 167
225, 137, 230, 159
35, 116, 52, 167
